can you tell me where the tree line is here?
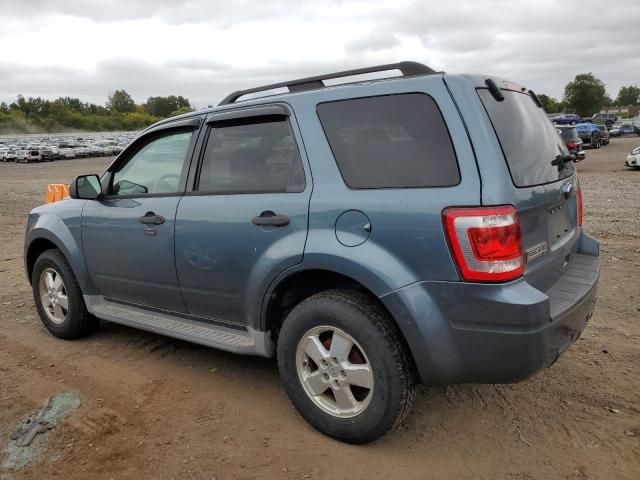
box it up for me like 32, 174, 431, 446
538, 74, 640, 118
0, 89, 194, 134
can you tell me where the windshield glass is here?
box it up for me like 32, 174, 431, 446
559, 127, 579, 141
478, 88, 574, 187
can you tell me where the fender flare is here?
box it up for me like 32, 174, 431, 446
25, 215, 94, 294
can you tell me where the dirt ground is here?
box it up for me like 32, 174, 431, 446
0, 138, 639, 480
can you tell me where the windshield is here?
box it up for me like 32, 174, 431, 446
559, 127, 579, 141
478, 88, 574, 187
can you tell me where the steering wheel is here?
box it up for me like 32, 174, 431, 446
153, 174, 181, 193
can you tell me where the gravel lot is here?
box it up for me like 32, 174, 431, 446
1, 138, 639, 479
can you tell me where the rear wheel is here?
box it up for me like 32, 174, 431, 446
32, 249, 98, 339
277, 290, 416, 444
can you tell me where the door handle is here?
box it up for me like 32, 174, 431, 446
252, 211, 290, 227
139, 212, 165, 225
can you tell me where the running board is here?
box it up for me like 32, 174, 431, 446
84, 296, 274, 357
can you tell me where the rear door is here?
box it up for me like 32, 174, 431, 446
477, 86, 579, 291
174, 105, 311, 327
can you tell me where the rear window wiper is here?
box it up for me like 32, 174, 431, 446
551, 154, 573, 171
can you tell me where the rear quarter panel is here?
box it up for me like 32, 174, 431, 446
286, 75, 482, 295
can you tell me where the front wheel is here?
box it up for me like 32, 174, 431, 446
32, 249, 98, 339
277, 290, 416, 444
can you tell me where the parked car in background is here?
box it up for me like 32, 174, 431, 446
5, 148, 18, 161
591, 113, 618, 128
609, 125, 621, 137
552, 113, 582, 125
58, 148, 77, 159
41, 146, 60, 161
557, 125, 586, 161
625, 145, 640, 168
24, 62, 600, 443
618, 124, 640, 136
0, 147, 9, 162
27, 148, 42, 162
15, 149, 30, 163
576, 123, 602, 148
597, 125, 610, 145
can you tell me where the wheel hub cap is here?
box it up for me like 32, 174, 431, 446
296, 326, 374, 418
38, 268, 68, 325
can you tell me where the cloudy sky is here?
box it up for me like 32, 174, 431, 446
1, 0, 639, 108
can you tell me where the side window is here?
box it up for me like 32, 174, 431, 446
111, 130, 193, 196
197, 116, 305, 194
317, 93, 460, 189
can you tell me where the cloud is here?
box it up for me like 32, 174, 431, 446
0, 0, 639, 107
345, 31, 400, 54
0, 0, 329, 25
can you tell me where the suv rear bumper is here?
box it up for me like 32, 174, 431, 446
382, 233, 599, 385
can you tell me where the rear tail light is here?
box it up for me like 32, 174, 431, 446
577, 184, 583, 226
442, 205, 524, 282
566, 141, 576, 149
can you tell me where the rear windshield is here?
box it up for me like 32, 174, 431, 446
317, 93, 460, 189
478, 89, 573, 187
559, 127, 579, 141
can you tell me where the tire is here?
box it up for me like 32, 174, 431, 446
277, 289, 416, 444
32, 249, 98, 339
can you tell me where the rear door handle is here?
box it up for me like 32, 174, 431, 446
252, 211, 290, 227
139, 212, 165, 225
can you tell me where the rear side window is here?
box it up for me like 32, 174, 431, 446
317, 93, 460, 189
197, 116, 305, 194
478, 89, 574, 187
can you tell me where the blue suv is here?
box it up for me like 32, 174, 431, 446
24, 62, 599, 443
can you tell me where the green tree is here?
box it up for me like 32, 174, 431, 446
615, 85, 640, 106
106, 89, 136, 113
144, 95, 192, 117
537, 94, 562, 113
562, 73, 608, 118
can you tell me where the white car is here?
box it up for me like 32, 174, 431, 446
625, 146, 640, 168
59, 148, 77, 159
0, 148, 8, 162
15, 150, 29, 163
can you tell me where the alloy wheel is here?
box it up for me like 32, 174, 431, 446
296, 326, 374, 418
39, 268, 68, 325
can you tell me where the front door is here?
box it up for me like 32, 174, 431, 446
82, 124, 199, 312
175, 108, 311, 326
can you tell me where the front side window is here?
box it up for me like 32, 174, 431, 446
316, 93, 460, 189
111, 130, 193, 196
197, 116, 305, 194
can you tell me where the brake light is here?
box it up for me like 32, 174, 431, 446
566, 141, 576, 149
443, 205, 524, 282
577, 185, 583, 226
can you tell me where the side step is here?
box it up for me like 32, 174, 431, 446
85, 296, 273, 357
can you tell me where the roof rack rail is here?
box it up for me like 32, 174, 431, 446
218, 61, 437, 106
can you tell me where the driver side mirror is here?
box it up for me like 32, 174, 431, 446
69, 174, 102, 200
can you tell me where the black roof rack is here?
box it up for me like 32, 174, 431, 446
218, 61, 437, 106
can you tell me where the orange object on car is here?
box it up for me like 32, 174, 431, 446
45, 184, 70, 204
